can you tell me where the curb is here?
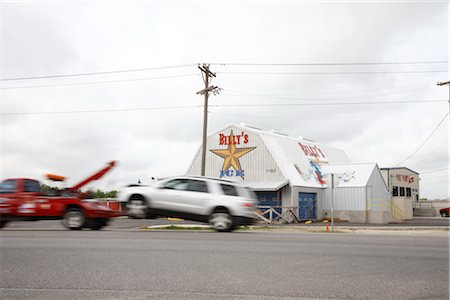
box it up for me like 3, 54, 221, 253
139, 224, 449, 233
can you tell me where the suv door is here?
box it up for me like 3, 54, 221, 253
153, 178, 211, 216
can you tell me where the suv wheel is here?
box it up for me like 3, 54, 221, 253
127, 195, 147, 219
209, 211, 234, 232
62, 208, 85, 230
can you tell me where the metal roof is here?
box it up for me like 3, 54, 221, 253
244, 180, 289, 191
321, 163, 380, 188
380, 167, 419, 175
237, 124, 351, 188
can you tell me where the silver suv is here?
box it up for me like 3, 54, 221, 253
117, 176, 258, 232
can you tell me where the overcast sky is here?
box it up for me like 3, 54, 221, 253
1, 0, 449, 199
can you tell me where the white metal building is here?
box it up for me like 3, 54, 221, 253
186, 123, 395, 224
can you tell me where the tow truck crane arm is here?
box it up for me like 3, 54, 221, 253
69, 161, 116, 192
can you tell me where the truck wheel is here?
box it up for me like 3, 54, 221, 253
86, 218, 107, 230
0, 220, 9, 229
62, 208, 85, 230
209, 210, 234, 232
126, 195, 147, 219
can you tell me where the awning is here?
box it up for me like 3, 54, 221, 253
244, 180, 289, 191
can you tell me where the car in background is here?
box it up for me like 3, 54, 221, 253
439, 206, 449, 217
117, 176, 258, 232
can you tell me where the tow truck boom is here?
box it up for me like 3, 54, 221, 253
70, 161, 116, 192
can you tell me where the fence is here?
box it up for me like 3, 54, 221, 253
413, 202, 433, 209
256, 206, 301, 224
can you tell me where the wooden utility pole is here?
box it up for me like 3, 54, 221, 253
197, 64, 220, 176
437, 80, 450, 114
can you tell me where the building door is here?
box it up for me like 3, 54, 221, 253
299, 193, 316, 220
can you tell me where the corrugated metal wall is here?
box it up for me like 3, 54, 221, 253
323, 187, 367, 211
186, 125, 285, 183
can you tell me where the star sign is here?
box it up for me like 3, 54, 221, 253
210, 131, 256, 174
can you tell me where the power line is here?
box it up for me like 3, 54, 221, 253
411, 140, 449, 168
395, 112, 449, 167
209, 61, 449, 66
218, 70, 448, 75
1, 63, 197, 81
212, 100, 447, 107
225, 84, 430, 97
209, 103, 441, 120
2, 100, 446, 116
2, 60, 447, 81
1, 74, 199, 90
420, 167, 450, 175
222, 85, 431, 102
1, 105, 203, 116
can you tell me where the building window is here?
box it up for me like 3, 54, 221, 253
406, 188, 411, 197
400, 187, 405, 197
392, 186, 399, 197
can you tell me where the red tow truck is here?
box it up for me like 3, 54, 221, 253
0, 161, 120, 230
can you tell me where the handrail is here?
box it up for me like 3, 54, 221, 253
256, 206, 300, 224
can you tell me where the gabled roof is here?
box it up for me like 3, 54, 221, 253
223, 123, 351, 188
322, 163, 384, 188
380, 167, 419, 175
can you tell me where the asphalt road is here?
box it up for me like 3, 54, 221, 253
2, 216, 449, 230
1, 224, 449, 299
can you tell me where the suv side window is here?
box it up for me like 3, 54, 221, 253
163, 179, 189, 191
187, 180, 209, 193
220, 184, 238, 196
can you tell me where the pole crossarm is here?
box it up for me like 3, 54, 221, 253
437, 80, 450, 86
196, 85, 219, 95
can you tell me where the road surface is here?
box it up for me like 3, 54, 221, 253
1, 225, 448, 299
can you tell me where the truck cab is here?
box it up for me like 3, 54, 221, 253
0, 178, 41, 198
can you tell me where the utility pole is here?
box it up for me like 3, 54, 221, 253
197, 64, 220, 176
437, 80, 450, 115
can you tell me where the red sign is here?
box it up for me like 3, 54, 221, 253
395, 175, 414, 184
299, 143, 326, 160
219, 132, 249, 145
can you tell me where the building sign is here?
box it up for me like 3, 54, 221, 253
395, 175, 414, 184
210, 130, 256, 179
299, 143, 327, 162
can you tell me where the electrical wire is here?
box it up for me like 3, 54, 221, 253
1, 63, 197, 81
410, 140, 449, 168
419, 167, 449, 175
222, 85, 432, 102
1, 105, 203, 116
208, 61, 449, 66
3, 60, 448, 81
2, 100, 446, 116
208, 102, 441, 120
1, 74, 199, 90
212, 100, 446, 107
224, 84, 430, 97
218, 70, 448, 75
395, 113, 449, 167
